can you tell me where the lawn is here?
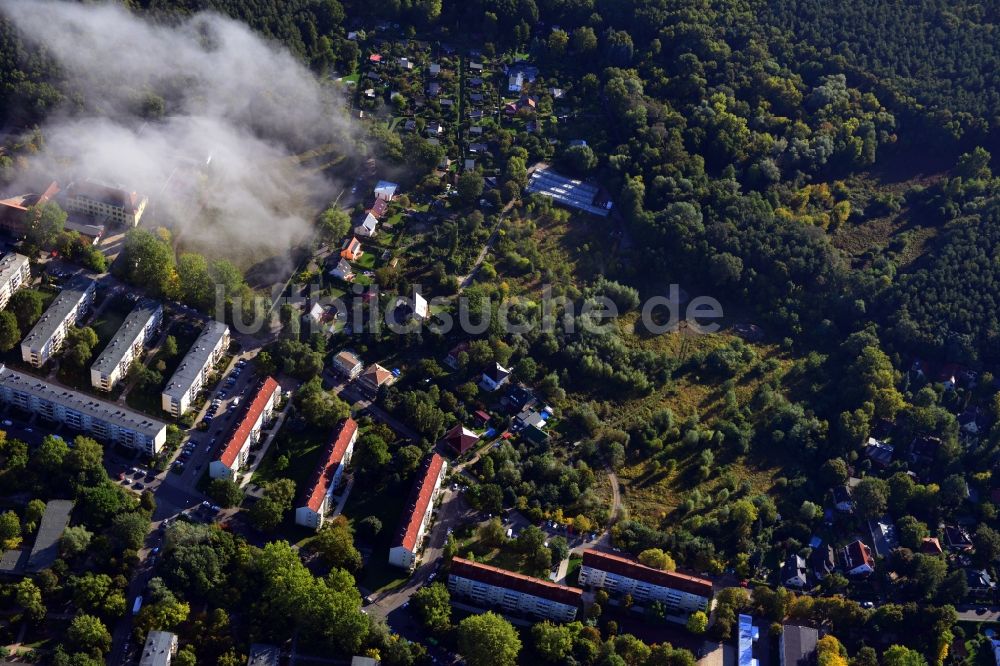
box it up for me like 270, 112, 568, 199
352, 252, 377, 270
252, 421, 330, 490
344, 474, 412, 593
90, 295, 134, 347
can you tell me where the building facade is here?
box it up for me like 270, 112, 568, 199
90, 299, 162, 391
295, 418, 358, 530
578, 549, 712, 615
0, 253, 30, 310
389, 453, 447, 569
161, 321, 230, 416
448, 557, 582, 622
20, 277, 96, 368
210, 377, 281, 481
0, 365, 167, 454
64, 180, 148, 227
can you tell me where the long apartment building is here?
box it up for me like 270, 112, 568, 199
578, 549, 713, 615
64, 180, 148, 227
90, 299, 162, 392
0, 365, 167, 454
209, 377, 281, 481
448, 557, 583, 622
295, 418, 358, 530
0, 253, 30, 309
160, 321, 229, 416
20, 277, 96, 368
389, 453, 447, 570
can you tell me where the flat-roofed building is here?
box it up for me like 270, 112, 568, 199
64, 179, 148, 227
0, 365, 167, 454
448, 556, 582, 622
20, 277, 96, 367
247, 644, 281, 666
389, 453, 447, 569
90, 299, 162, 391
525, 167, 612, 217
0, 253, 30, 309
139, 630, 178, 666
210, 377, 281, 481
161, 321, 230, 416
578, 549, 712, 615
295, 418, 358, 530
332, 350, 363, 379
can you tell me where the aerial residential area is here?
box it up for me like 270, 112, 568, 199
0, 0, 999, 665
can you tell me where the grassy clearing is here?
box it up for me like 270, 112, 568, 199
344, 475, 411, 593
252, 422, 330, 490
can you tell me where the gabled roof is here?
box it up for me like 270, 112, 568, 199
369, 198, 389, 218
844, 540, 874, 570
361, 363, 393, 387
920, 537, 943, 555
450, 556, 583, 606
357, 212, 378, 233
302, 419, 357, 512
483, 362, 510, 383
218, 377, 279, 468
581, 549, 713, 597
392, 453, 446, 551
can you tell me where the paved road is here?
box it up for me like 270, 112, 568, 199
957, 606, 1000, 621
366, 486, 473, 619
323, 369, 420, 441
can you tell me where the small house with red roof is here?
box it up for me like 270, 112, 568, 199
295, 418, 358, 530
341, 236, 364, 261
443, 424, 479, 455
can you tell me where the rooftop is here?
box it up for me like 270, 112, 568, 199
525, 167, 612, 217
0, 253, 29, 287
581, 549, 713, 597
139, 631, 176, 666
247, 643, 281, 666
392, 453, 445, 551
780, 625, 818, 666
66, 179, 144, 214
162, 321, 230, 402
0, 365, 167, 440
302, 418, 358, 512
450, 556, 583, 607
91, 299, 161, 376
26, 500, 73, 572
21, 277, 95, 351
218, 377, 280, 468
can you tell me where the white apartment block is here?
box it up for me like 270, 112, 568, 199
389, 453, 446, 569
160, 321, 229, 416
578, 549, 712, 615
448, 557, 582, 622
0, 253, 30, 309
139, 631, 178, 666
295, 418, 358, 530
0, 365, 167, 454
20, 277, 96, 368
209, 377, 280, 481
64, 180, 148, 227
90, 299, 162, 391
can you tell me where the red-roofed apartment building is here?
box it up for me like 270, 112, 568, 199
448, 557, 583, 622
295, 418, 358, 530
209, 377, 281, 481
578, 549, 713, 616
389, 453, 447, 569
0, 181, 60, 235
